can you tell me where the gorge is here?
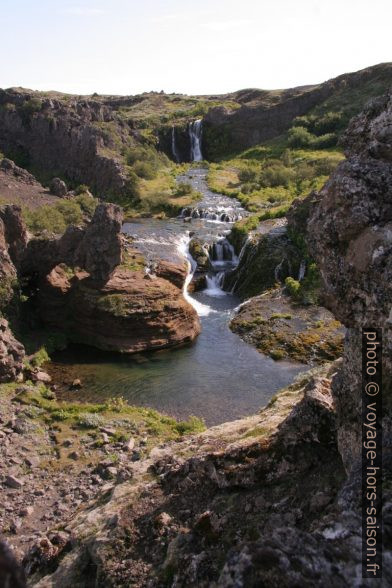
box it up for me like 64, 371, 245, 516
0, 64, 391, 587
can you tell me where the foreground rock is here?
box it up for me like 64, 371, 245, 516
307, 89, 392, 472
23, 364, 356, 586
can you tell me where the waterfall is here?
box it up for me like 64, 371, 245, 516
177, 234, 212, 316
209, 238, 238, 265
189, 119, 203, 162
171, 126, 180, 163
298, 259, 306, 281
204, 272, 226, 297
179, 206, 242, 223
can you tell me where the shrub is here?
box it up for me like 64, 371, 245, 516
313, 111, 343, 135
55, 200, 84, 226
133, 161, 157, 180
238, 168, 257, 183
30, 347, 50, 368
74, 192, 97, 216
311, 133, 337, 148
287, 127, 314, 148
259, 164, 294, 188
285, 277, 301, 297
75, 184, 90, 195
76, 412, 104, 428
175, 415, 205, 435
174, 182, 193, 196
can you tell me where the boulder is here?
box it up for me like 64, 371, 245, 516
155, 259, 188, 289
49, 177, 68, 197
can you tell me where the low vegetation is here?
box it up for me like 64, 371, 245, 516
14, 383, 206, 444
207, 144, 343, 215
23, 192, 97, 233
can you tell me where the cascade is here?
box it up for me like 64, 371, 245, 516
171, 126, 180, 163
189, 120, 203, 162
298, 259, 306, 281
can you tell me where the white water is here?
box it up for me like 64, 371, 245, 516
204, 272, 226, 297
177, 234, 213, 316
171, 126, 180, 163
298, 259, 306, 281
189, 119, 203, 161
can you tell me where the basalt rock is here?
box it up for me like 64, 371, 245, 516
0, 216, 17, 306
223, 220, 302, 299
74, 203, 123, 282
0, 89, 138, 201
21, 203, 122, 282
0, 158, 36, 185
307, 89, 392, 473
155, 259, 188, 289
0, 205, 28, 267
0, 318, 25, 382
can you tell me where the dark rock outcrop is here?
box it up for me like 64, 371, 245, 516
0, 158, 36, 185
0, 318, 25, 382
0, 205, 28, 267
224, 220, 302, 299
74, 203, 123, 282
0, 89, 137, 200
21, 203, 122, 282
307, 89, 392, 472
0, 215, 17, 306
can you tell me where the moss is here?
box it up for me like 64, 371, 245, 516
270, 313, 292, 320
96, 294, 130, 317
269, 349, 285, 360
231, 300, 344, 365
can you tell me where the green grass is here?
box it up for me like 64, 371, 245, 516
13, 384, 206, 442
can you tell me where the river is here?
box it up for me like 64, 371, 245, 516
51, 168, 306, 426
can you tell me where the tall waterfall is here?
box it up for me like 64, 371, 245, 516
189, 119, 203, 162
171, 126, 180, 163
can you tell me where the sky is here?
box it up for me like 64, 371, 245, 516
1, 0, 391, 96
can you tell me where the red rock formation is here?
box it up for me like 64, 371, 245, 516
39, 265, 200, 353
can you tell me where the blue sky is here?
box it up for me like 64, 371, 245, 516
1, 0, 391, 95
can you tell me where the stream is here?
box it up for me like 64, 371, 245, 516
51, 168, 306, 426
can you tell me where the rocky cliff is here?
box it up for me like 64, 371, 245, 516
203, 63, 392, 158
307, 89, 392, 472
0, 89, 137, 200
